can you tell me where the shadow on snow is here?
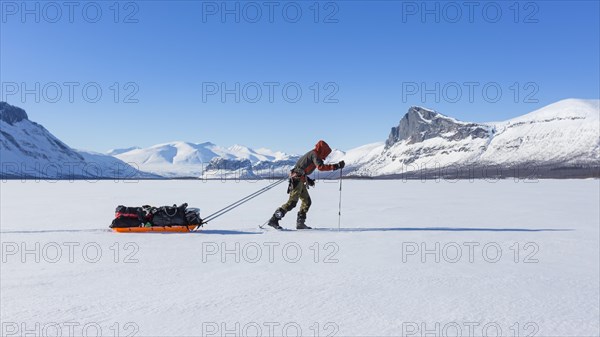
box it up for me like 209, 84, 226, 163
0, 228, 260, 235
313, 227, 573, 233
1, 227, 572, 235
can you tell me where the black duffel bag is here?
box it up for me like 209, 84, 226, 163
111, 217, 143, 228
185, 208, 203, 226
110, 205, 151, 228
115, 205, 147, 220
151, 203, 189, 226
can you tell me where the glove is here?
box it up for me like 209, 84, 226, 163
333, 160, 346, 170
306, 177, 315, 187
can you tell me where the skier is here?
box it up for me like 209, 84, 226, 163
267, 140, 345, 230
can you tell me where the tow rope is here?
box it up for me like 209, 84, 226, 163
196, 178, 287, 229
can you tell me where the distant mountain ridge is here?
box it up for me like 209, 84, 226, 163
2, 99, 598, 179
112, 141, 297, 178
112, 99, 598, 179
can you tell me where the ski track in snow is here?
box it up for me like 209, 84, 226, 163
1, 179, 599, 336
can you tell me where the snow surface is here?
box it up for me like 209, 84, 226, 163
1, 179, 598, 336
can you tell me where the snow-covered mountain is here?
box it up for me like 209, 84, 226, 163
107, 146, 141, 156
349, 98, 599, 178
481, 99, 599, 166
0, 102, 157, 179
113, 141, 297, 178
111, 98, 599, 179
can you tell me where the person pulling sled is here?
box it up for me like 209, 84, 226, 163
267, 140, 345, 230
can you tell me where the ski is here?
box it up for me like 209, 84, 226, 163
259, 220, 282, 230
259, 220, 315, 231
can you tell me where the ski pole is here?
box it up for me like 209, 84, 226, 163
338, 167, 343, 231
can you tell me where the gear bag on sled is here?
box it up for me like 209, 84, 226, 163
110, 203, 203, 232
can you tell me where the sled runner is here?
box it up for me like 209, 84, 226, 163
112, 225, 198, 233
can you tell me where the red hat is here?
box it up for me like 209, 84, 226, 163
315, 140, 332, 160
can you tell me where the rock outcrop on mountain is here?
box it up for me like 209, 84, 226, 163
385, 106, 492, 147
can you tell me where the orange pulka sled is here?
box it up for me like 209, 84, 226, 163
111, 178, 288, 233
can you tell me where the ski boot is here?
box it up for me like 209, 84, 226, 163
267, 208, 285, 230
296, 211, 312, 230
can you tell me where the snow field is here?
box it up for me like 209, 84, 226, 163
1, 179, 598, 336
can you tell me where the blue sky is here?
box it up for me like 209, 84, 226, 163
1, 1, 599, 154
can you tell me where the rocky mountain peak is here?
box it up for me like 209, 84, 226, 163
0, 102, 29, 125
385, 106, 491, 148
